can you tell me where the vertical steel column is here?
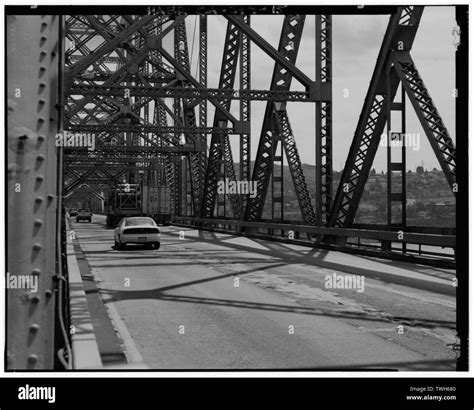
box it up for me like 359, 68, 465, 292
271, 114, 284, 222
239, 15, 251, 184
173, 25, 184, 216
385, 67, 407, 252
199, 15, 208, 162
315, 15, 333, 226
327, 7, 423, 233
201, 21, 242, 219
7, 15, 60, 369
244, 15, 316, 226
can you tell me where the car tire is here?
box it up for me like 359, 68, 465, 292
153, 242, 160, 250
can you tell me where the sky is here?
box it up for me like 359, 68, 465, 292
180, 7, 457, 172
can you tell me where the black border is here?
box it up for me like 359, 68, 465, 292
3, 3, 469, 377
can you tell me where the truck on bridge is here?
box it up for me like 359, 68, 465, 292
143, 185, 171, 226
106, 183, 171, 228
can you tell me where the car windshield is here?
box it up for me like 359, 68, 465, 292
125, 218, 155, 226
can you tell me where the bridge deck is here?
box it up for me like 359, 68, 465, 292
69, 214, 456, 370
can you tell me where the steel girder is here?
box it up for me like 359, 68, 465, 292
315, 15, 333, 226
65, 123, 229, 135
226, 15, 313, 91
274, 109, 317, 225
67, 84, 312, 101
66, 15, 162, 81
7, 15, 60, 370
239, 15, 251, 210
328, 6, 456, 233
328, 7, 422, 230
199, 15, 208, 161
201, 21, 243, 219
392, 52, 456, 189
156, 45, 240, 125
244, 15, 316, 225
174, 20, 206, 215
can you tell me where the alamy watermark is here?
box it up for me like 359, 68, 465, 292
325, 273, 365, 293
380, 132, 420, 151
6, 272, 38, 293
55, 131, 96, 151
217, 178, 258, 198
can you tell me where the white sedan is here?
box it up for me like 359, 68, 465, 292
114, 217, 161, 250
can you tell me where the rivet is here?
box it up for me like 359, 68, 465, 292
37, 117, 45, 124
27, 354, 38, 364
36, 154, 45, 161
34, 219, 43, 227
30, 295, 40, 303
47, 194, 54, 201
36, 175, 44, 182
38, 135, 45, 142
38, 98, 46, 105
30, 324, 40, 333
33, 243, 43, 251
45, 290, 53, 298
35, 196, 44, 203
32, 269, 41, 276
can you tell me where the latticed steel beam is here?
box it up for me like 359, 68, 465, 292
327, 7, 424, 231
226, 15, 314, 91
274, 109, 316, 225
66, 15, 165, 81
67, 84, 312, 101
201, 21, 243, 219
245, 15, 316, 225
156, 45, 240, 125
65, 123, 231, 135
392, 52, 456, 190
174, 19, 206, 215
239, 15, 251, 211
63, 145, 202, 153
315, 15, 333, 226
199, 15, 208, 162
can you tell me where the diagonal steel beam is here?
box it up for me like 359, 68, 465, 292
226, 15, 313, 90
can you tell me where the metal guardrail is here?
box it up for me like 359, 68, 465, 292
172, 216, 456, 268
173, 216, 456, 247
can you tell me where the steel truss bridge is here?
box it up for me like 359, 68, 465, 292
6, 6, 465, 370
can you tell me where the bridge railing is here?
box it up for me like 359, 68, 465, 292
172, 216, 456, 268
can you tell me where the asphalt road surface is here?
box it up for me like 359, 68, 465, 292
70, 214, 457, 371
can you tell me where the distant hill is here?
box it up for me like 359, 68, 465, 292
231, 162, 454, 227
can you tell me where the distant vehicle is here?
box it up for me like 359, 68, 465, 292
106, 183, 142, 228
76, 208, 92, 223
114, 217, 160, 250
69, 208, 78, 217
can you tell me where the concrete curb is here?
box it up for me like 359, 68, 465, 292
66, 220, 103, 369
